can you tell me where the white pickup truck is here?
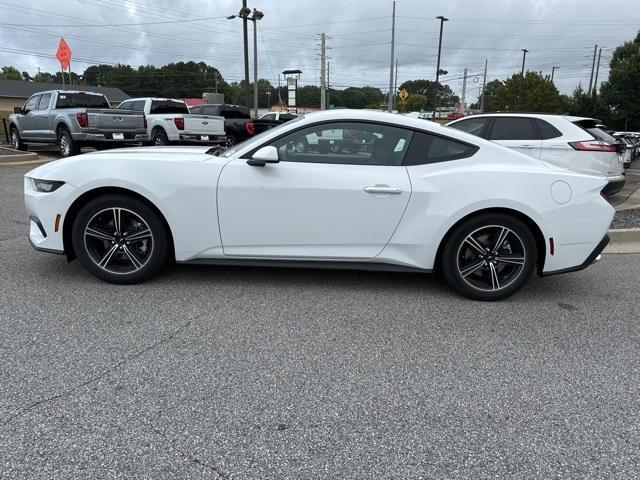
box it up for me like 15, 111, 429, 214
116, 98, 226, 145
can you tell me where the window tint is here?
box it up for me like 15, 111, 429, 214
201, 105, 219, 116
190, 106, 201, 114
37, 93, 52, 110
266, 122, 413, 166
489, 117, 536, 140
262, 113, 276, 120
149, 100, 189, 114
404, 131, 478, 166
117, 101, 133, 110
586, 127, 617, 143
280, 113, 297, 121
24, 95, 40, 112
221, 107, 250, 119
448, 117, 488, 136
535, 119, 562, 139
56, 93, 110, 109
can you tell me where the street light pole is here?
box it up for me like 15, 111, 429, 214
432, 15, 449, 120
551, 66, 559, 82
242, 1, 250, 109
521, 49, 529, 76
251, 9, 264, 118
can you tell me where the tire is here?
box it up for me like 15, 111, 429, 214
58, 128, 79, 157
71, 194, 170, 284
152, 128, 169, 146
440, 213, 537, 301
226, 134, 239, 147
10, 126, 27, 151
294, 137, 308, 153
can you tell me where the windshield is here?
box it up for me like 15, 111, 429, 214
55, 93, 110, 109
216, 115, 305, 157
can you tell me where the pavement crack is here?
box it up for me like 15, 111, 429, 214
149, 422, 229, 479
0, 320, 191, 428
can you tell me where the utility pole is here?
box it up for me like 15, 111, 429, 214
387, 0, 396, 112
277, 74, 282, 107
587, 44, 598, 96
433, 15, 449, 120
394, 57, 399, 110
551, 66, 559, 82
242, 0, 250, 109
320, 33, 326, 110
480, 59, 487, 112
327, 62, 330, 109
593, 47, 602, 96
253, 10, 259, 118
520, 49, 529, 76
461, 68, 468, 110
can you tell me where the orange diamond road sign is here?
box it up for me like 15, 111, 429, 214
56, 38, 72, 70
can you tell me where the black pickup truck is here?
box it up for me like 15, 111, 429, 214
189, 104, 254, 146
253, 111, 298, 135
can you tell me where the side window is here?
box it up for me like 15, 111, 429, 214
262, 113, 276, 120
190, 106, 201, 114
489, 118, 537, 140
535, 119, 562, 140
117, 101, 133, 110
265, 122, 413, 166
37, 93, 52, 110
404, 131, 478, 166
448, 117, 489, 137
132, 100, 146, 112
24, 95, 40, 112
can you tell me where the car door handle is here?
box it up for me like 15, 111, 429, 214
363, 185, 402, 194
516, 144, 535, 149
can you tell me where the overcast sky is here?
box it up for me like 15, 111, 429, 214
1, 0, 639, 101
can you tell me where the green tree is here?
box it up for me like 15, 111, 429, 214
493, 72, 565, 113
0, 66, 22, 80
402, 93, 428, 112
600, 31, 640, 130
566, 85, 609, 121
399, 79, 459, 109
471, 79, 502, 111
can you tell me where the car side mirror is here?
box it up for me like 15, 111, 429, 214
247, 145, 279, 167
13, 106, 23, 114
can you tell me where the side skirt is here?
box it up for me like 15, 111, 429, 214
179, 258, 432, 274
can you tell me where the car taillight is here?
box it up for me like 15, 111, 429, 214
75, 112, 88, 128
245, 121, 255, 135
569, 140, 617, 152
173, 117, 184, 130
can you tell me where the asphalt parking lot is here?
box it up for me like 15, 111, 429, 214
1, 162, 640, 479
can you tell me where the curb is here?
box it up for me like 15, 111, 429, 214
605, 228, 640, 254
0, 154, 51, 166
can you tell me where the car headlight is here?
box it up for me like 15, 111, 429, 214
30, 178, 65, 193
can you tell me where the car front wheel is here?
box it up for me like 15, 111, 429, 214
71, 195, 170, 284
441, 213, 536, 301
10, 127, 27, 151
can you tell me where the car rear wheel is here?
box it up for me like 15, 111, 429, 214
152, 129, 169, 146
58, 128, 79, 157
441, 213, 536, 301
10, 127, 27, 151
72, 195, 169, 284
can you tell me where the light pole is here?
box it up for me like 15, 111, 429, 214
520, 48, 529, 76
432, 15, 449, 120
227, 3, 254, 110
250, 9, 264, 118
551, 66, 559, 82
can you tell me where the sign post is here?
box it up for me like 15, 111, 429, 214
56, 38, 72, 88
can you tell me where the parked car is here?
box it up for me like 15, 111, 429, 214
9, 90, 148, 157
613, 132, 639, 167
253, 111, 298, 135
117, 98, 226, 146
24, 110, 613, 301
188, 103, 254, 146
447, 113, 625, 194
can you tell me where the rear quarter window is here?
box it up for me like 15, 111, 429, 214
150, 100, 189, 114
535, 119, 562, 139
404, 131, 478, 166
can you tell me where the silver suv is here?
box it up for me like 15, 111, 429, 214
447, 113, 625, 194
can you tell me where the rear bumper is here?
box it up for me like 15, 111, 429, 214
72, 131, 148, 143
178, 134, 226, 144
541, 234, 609, 277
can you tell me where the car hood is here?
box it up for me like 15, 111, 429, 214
26, 146, 217, 180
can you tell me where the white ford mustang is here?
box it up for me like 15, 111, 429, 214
24, 110, 613, 300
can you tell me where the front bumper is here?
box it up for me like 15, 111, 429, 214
541, 234, 609, 277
